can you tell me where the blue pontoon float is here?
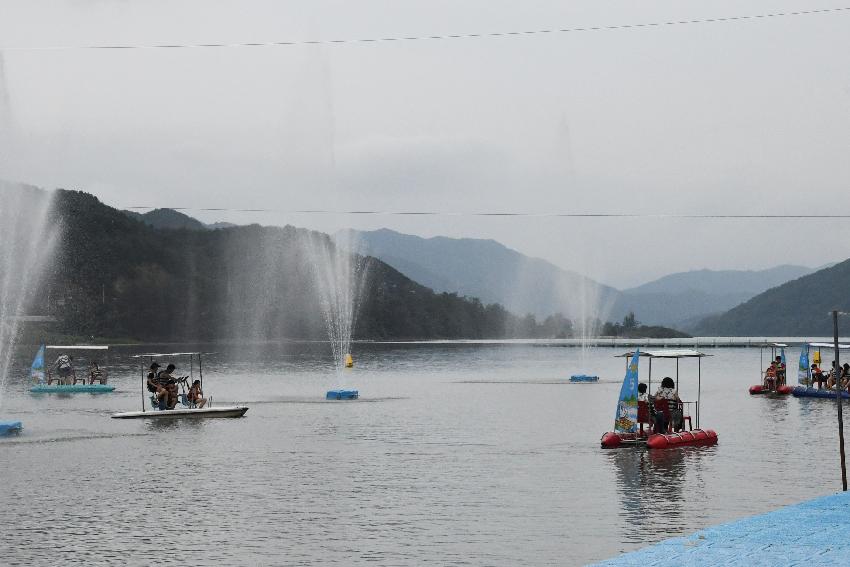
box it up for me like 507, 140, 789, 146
791, 342, 850, 399
326, 389, 359, 400
570, 374, 599, 383
0, 420, 22, 436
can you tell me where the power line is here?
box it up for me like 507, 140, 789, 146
122, 206, 850, 220
4, 6, 849, 52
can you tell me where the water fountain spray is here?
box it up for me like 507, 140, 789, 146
0, 184, 61, 433
301, 230, 370, 399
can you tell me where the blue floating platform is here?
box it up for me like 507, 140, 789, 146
326, 389, 359, 400
0, 420, 22, 436
591, 491, 850, 566
30, 384, 115, 394
570, 374, 599, 383
792, 386, 850, 399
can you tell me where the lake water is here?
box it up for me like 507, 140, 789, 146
0, 342, 844, 566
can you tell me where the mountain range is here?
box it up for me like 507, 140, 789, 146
341, 229, 817, 329
4, 187, 564, 342
695, 259, 850, 336
114, 211, 828, 335
337, 228, 619, 323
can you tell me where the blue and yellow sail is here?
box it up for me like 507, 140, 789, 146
798, 345, 810, 385
30, 343, 45, 384
614, 349, 640, 433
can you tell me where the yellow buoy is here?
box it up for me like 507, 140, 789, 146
344, 353, 354, 368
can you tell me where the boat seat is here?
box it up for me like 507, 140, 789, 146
179, 394, 196, 409
637, 401, 651, 434
653, 399, 688, 433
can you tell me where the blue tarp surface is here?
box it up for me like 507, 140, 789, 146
591, 491, 850, 566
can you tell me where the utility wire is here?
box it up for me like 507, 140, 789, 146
121, 206, 850, 220
3, 6, 849, 51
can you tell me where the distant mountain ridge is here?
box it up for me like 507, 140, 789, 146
694, 259, 850, 336
613, 265, 817, 328
123, 208, 235, 231
626, 265, 815, 295
117, 212, 819, 332
338, 228, 619, 322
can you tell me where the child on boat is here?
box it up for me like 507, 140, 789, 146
763, 362, 777, 391
811, 363, 826, 389
774, 355, 786, 386
88, 361, 107, 385
187, 379, 207, 408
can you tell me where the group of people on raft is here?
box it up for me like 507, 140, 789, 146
46, 353, 108, 386
146, 362, 206, 410
637, 377, 685, 435
763, 355, 787, 390
808, 360, 850, 391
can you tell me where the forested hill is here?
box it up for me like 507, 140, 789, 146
694, 259, 850, 336
36, 189, 563, 341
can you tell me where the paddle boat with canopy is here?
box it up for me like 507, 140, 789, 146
601, 349, 718, 449
29, 344, 115, 393
792, 342, 850, 399
111, 351, 248, 419
748, 342, 793, 395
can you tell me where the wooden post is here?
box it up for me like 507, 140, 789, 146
833, 310, 847, 491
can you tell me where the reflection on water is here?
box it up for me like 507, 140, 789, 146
608, 447, 716, 544
0, 343, 845, 566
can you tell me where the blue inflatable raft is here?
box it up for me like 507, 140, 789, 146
0, 420, 22, 436
30, 384, 115, 394
570, 374, 599, 383
326, 389, 359, 400
792, 386, 850, 399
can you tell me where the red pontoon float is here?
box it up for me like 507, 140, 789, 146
601, 349, 718, 449
748, 342, 793, 395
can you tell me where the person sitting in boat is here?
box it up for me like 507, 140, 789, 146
827, 361, 850, 391
47, 353, 75, 385
156, 364, 180, 409
774, 356, 786, 386
763, 361, 778, 390
655, 377, 683, 432
88, 361, 107, 385
146, 362, 169, 408
187, 379, 207, 408
811, 363, 826, 389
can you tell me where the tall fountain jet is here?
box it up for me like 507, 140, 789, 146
301, 230, 370, 398
0, 183, 61, 432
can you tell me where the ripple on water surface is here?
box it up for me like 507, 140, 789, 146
0, 343, 841, 565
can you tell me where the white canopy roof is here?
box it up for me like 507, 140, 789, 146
130, 352, 209, 358
46, 345, 108, 350
620, 349, 707, 359
809, 342, 850, 349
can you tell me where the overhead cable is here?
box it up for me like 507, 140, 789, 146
3, 6, 849, 51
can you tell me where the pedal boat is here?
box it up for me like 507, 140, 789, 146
601, 349, 718, 450
110, 351, 248, 420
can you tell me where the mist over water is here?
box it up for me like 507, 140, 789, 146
0, 184, 60, 409
301, 230, 370, 382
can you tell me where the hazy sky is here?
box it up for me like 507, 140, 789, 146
1, 1, 849, 288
